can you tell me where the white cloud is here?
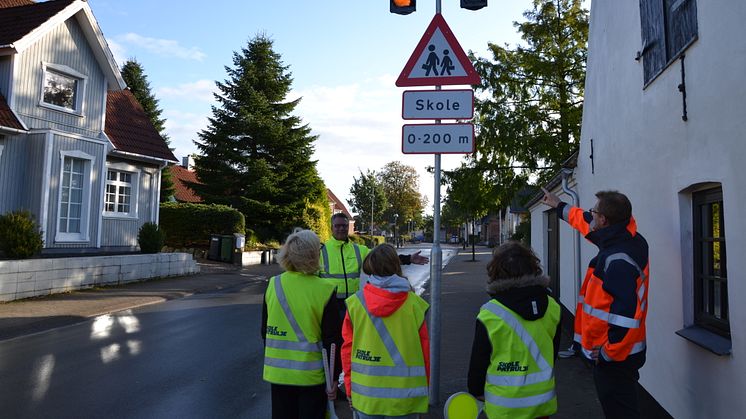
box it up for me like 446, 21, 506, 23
162, 109, 210, 161
293, 79, 465, 215
157, 79, 216, 102
115, 33, 206, 61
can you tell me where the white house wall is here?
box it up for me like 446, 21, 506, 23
530, 183, 595, 313
12, 18, 105, 136
567, 1, 746, 417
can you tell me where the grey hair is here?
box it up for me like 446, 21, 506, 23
277, 229, 320, 274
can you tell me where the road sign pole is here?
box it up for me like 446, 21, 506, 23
429, 0, 443, 387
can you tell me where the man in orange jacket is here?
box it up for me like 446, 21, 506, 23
542, 188, 649, 419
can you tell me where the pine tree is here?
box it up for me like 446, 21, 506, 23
192, 35, 327, 241
120, 59, 175, 202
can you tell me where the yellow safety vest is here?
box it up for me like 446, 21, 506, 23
346, 290, 429, 416
478, 298, 560, 419
263, 272, 336, 386
319, 239, 370, 299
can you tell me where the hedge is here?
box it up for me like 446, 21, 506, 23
350, 234, 386, 249
159, 202, 245, 248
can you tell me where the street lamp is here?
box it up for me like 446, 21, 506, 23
370, 185, 374, 235
394, 213, 399, 248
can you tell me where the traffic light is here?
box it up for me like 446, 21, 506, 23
390, 0, 415, 15
461, 0, 487, 11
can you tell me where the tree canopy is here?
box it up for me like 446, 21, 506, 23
467, 0, 588, 205
192, 34, 328, 241
348, 169, 387, 233
378, 161, 426, 232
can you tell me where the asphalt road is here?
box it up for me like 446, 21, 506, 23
0, 279, 270, 419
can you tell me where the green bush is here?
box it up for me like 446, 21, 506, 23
138, 222, 165, 253
0, 210, 43, 259
350, 234, 385, 248
159, 202, 245, 248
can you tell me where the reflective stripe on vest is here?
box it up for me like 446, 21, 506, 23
485, 389, 556, 409
481, 302, 554, 388
594, 341, 647, 362
351, 382, 429, 399
264, 275, 322, 371
319, 243, 362, 279
351, 291, 428, 398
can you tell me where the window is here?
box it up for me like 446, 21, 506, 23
40, 63, 87, 114
59, 157, 84, 234
639, 0, 698, 84
105, 170, 134, 216
693, 186, 729, 338
56, 151, 93, 242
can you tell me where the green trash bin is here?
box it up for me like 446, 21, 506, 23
220, 235, 233, 262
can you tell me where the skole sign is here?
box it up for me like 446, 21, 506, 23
402, 89, 474, 120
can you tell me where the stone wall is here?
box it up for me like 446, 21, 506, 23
0, 253, 199, 302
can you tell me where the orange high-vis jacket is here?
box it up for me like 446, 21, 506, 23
559, 203, 649, 362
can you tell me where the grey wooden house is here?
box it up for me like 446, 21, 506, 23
0, 0, 177, 255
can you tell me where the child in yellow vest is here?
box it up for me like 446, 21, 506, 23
342, 244, 430, 419
467, 241, 561, 419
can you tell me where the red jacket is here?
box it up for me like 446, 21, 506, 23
341, 283, 430, 396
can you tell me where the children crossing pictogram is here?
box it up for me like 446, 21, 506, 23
396, 14, 481, 87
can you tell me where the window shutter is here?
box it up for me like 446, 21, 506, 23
639, 0, 667, 83
665, 0, 698, 59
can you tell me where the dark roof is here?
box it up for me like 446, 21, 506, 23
0, 93, 24, 130
105, 89, 177, 162
326, 189, 352, 219
0, 0, 35, 9
170, 165, 203, 203
0, 0, 75, 46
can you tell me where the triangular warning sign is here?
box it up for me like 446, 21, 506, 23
396, 13, 481, 87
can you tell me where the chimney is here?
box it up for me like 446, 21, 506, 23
182, 155, 195, 170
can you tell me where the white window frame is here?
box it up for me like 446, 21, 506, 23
56, 150, 94, 243
103, 162, 140, 219
39, 62, 87, 116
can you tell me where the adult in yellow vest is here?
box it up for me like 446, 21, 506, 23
320, 213, 429, 302
262, 229, 341, 419
342, 244, 430, 418
467, 241, 561, 419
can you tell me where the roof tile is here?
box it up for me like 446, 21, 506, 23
105, 89, 177, 162
0, 93, 24, 130
170, 165, 203, 203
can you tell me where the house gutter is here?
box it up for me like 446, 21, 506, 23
108, 149, 178, 166
0, 125, 27, 135
560, 168, 582, 307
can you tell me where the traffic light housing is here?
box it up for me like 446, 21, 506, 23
461, 0, 487, 11
390, 0, 415, 15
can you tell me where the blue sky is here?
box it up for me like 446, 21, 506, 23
88, 0, 563, 214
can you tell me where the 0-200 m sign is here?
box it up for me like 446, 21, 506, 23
401, 123, 475, 154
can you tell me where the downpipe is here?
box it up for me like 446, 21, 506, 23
560, 169, 581, 308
